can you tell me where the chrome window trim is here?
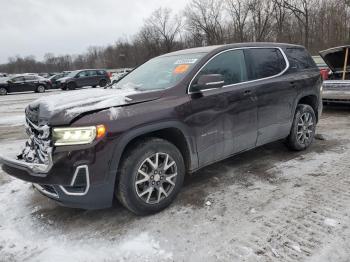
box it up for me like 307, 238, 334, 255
187, 46, 290, 94
59, 165, 90, 196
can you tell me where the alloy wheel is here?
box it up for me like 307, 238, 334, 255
135, 152, 178, 205
297, 112, 314, 145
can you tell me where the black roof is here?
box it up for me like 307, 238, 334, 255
162, 42, 304, 57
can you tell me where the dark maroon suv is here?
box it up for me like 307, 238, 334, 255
0, 43, 322, 215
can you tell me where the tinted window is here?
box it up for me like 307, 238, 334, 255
77, 71, 89, 78
12, 77, 25, 83
24, 76, 37, 81
285, 48, 316, 70
87, 70, 97, 76
192, 49, 247, 90
97, 70, 106, 76
246, 48, 286, 80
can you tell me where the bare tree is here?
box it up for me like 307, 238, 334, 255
281, 0, 318, 48
184, 0, 225, 45
226, 0, 250, 42
145, 7, 182, 52
248, 0, 276, 42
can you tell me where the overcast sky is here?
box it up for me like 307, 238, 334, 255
0, 0, 189, 63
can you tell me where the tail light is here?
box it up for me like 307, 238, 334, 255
108, 72, 112, 79
320, 69, 329, 80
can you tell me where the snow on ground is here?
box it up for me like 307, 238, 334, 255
0, 115, 25, 126
0, 92, 350, 261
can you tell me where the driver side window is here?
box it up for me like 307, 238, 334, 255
12, 77, 24, 83
78, 71, 88, 78
191, 49, 248, 91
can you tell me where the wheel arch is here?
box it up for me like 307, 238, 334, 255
108, 122, 198, 182
296, 94, 320, 122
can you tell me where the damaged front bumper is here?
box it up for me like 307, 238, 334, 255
0, 150, 53, 175
0, 145, 116, 210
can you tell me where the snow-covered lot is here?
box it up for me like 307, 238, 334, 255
0, 91, 350, 262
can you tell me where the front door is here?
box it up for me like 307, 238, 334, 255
9, 76, 27, 92
76, 71, 90, 87
187, 49, 258, 167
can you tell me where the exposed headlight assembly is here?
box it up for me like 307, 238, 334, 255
53, 125, 106, 146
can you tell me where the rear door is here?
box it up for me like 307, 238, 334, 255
244, 48, 294, 146
88, 70, 99, 86
188, 49, 258, 166
24, 75, 38, 91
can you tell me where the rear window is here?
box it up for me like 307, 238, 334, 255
285, 48, 316, 70
97, 70, 106, 76
245, 48, 287, 80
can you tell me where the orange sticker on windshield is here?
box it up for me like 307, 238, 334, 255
174, 64, 190, 74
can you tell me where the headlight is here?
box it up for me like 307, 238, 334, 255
52, 125, 106, 146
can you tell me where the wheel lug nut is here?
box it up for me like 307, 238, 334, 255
157, 182, 160, 185
152, 181, 155, 185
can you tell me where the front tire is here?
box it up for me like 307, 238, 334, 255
0, 87, 7, 95
286, 104, 316, 151
67, 82, 76, 90
99, 79, 107, 87
36, 85, 45, 93
117, 138, 185, 215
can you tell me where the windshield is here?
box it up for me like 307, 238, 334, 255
115, 53, 205, 91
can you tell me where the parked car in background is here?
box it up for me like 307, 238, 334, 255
312, 55, 330, 80
0, 43, 322, 215
320, 45, 350, 103
57, 69, 110, 90
48, 72, 70, 89
0, 75, 52, 95
110, 68, 133, 84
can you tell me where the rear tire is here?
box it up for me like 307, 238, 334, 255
286, 104, 316, 151
99, 79, 107, 87
117, 138, 185, 215
36, 85, 45, 93
67, 82, 76, 90
0, 87, 7, 95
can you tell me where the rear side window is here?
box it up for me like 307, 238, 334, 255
285, 48, 316, 70
245, 48, 287, 80
24, 76, 37, 81
88, 70, 97, 76
78, 71, 89, 77
97, 70, 106, 76
193, 49, 247, 89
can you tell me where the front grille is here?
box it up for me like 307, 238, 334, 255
20, 118, 52, 164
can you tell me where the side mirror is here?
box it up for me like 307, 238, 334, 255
7, 80, 12, 84
194, 74, 225, 91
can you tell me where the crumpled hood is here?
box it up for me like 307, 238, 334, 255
319, 46, 350, 73
26, 88, 163, 126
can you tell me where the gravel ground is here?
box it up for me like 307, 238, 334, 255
0, 91, 349, 262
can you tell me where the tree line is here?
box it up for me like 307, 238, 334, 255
1, 0, 350, 74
